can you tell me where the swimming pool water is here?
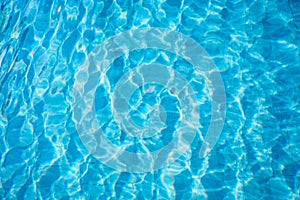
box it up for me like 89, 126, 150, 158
0, 0, 300, 199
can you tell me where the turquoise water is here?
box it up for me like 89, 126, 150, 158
1, 0, 300, 199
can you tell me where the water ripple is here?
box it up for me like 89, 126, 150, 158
0, 0, 299, 199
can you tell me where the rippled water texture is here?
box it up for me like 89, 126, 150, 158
0, 0, 300, 199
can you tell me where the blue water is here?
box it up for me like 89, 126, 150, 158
1, 0, 300, 199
